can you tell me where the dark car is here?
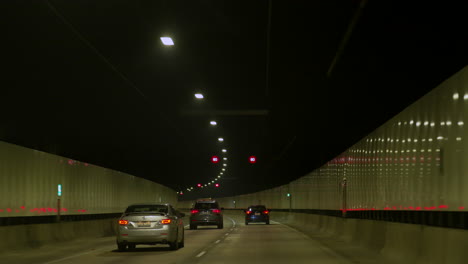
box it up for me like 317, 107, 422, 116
189, 198, 224, 229
245, 205, 270, 225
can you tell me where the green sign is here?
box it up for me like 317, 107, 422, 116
58, 184, 62, 197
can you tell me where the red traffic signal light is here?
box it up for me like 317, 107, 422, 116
249, 155, 257, 164
211, 156, 219, 163
215, 183, 220, 187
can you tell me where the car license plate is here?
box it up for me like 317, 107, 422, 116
255, 213, 260, 215
137, 221, 151, 227
200, 211, 209, 215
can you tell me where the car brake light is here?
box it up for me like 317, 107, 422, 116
263, 210, 269, 214
160, 219, 171, 224
191, 209, 199, 214
119, 220, 129, 225
212, 209, 221, 214
246, 211, 252, 215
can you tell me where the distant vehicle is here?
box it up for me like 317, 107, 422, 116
116, 203, 185, 251
245, 205, 270, 225
189, 198, 224, 229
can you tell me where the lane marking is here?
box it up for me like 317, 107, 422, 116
225, 233, 230, 236
215, 240, 221, 244
196, 251, 206, 258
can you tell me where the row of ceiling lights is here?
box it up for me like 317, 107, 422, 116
193, 92, 227, 193
158, 37, 227, 194
160, 37, 258, 195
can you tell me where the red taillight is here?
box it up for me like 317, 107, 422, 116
212, 209, 221, 214
246, 211, 252, 215
263, 210, 269, 214
191, 209, 199, 214
160, 219, 171, 224
119, 220, 129, 225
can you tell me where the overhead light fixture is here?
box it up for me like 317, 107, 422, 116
195, 93, 204, 99
160, 37, 174, 46
210, 121, 217, 126
218, 137, 224, 142
223, 157, 227, 160
222, 149, 227, 153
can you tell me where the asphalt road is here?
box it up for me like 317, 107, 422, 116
1, 213, 354, 264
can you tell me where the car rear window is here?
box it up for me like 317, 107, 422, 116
125, 205, 168, 213
249, 206, 266, 211
194, 202, 219, 209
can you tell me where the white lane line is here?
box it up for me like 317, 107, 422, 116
225, 233, 230, 236
185, 224, 190, 228
215, 240, 221, 244
196, 251, 206, 258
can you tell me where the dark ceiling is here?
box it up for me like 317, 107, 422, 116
1, 0, 466, 200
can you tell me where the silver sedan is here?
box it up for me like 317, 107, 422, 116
116, 203, 185, 251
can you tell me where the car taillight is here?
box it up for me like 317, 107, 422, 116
160, 219, 171, 224
263, 210, 269, 214
212, 209, 221, 214
191, 209, 199, 214
246, 211, 252, 215
119, 220, 129, 225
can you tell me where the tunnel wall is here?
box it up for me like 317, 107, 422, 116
181, 65, 468, 213
0, 141, 177, 217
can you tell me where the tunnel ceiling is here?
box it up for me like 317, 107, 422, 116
1, 0, 466, 199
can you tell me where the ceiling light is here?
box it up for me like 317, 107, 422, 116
223, 157, 227, 160
210, 121, 217, 126
218, 137, 224, 142
160, 37, 174, 46
195, 93, 204, 99
222, 149, 227, 153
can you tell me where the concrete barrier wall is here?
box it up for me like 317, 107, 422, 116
0, 140, 177, 217
260, 211, 468, 264
0, 218, 118, 251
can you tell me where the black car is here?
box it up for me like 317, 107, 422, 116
245, 205, 270, 225
189, 198, 224, 229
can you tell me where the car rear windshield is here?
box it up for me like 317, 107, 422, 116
194, 202, 219, 210
249, 206, 266, 211
125, 205, 168, 213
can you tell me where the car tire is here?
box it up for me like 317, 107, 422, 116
117, 242, 127, 252
190, 224, 197, 230
169, 240, 179, 250
128, 244, 136, 250
245, 221, 249, 225
217, 222, 223, 229
179, 231, 185, 248
266, 220, 270, 225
